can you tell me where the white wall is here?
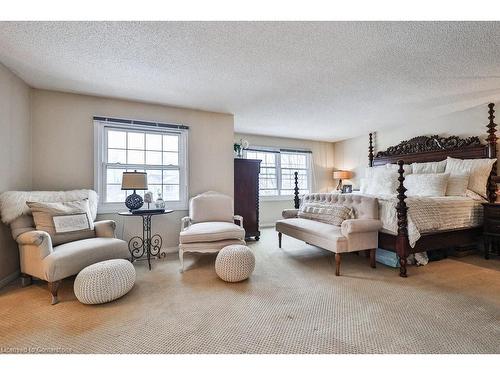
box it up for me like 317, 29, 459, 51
333, 104, 499, 188
0, 63, 32, 285
235, 133, 335, 226
31, 90, 234, 250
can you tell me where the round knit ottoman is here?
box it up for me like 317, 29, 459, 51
215, 245, 255, 282
74, 259, 136, 304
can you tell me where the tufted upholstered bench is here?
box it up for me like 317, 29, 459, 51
276, 194, 382, 276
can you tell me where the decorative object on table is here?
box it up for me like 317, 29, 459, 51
74, 259, 136, 305
0, 189, 129, 304
215, 244, 255, 282
481, 202, 500, 259
119, 210, 173, 270
333, 170, 353, 192
121, 171, 148, 211
234, 158, 261, 240
144, 191, 153, 209
233, 138, 249, 158
154, 193, 166, 209
179, 191, 246, 272
341, 184, 353, 194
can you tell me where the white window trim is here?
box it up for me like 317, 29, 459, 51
244, 147, 313, 200
94, 119, 189, 214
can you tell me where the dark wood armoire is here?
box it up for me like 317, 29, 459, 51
234, 158, 261, 240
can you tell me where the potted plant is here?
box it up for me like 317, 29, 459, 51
234, 139, 249, 158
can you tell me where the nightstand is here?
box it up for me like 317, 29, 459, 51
481, 203, 500, 259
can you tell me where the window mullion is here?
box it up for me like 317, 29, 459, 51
277, 153, 282, 196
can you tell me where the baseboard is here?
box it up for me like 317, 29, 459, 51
0, 270, 20, 289
163, 245, 179, 254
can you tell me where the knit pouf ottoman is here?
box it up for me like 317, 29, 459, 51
74, 259, 136, 304
215, 244, 255, 282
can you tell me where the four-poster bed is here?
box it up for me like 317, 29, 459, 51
292, 103, 497, 277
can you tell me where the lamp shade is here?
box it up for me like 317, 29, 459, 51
121, 171, 148, 190
333, 170, 352, 180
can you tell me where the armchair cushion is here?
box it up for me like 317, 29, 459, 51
276, 218, 347, 253
43, 237, 129, 282
341, 219, 382, 236
26, 199, 95, 245
179, 222, 245, 244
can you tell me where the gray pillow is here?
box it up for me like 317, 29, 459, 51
298, 202, 353, 226
26, 199, 95, 245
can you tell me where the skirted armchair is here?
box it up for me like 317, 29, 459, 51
0, 190, 129, 304
179, 191, 245, 271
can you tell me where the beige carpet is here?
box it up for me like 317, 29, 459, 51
0, 228, 499, 354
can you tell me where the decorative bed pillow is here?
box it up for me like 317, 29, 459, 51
364, 165, 390, 179
404, 173, 449, 197
445, 174, 470, 196
445, 157, 496, 198
385, 163, 412, 175
298, 202, 353, 226
364, 169, 399, 196
359, 178, 368, 194
26, 199, 95, 245
411, 160, 447, 174
365, 163, 411, 179
465, 189, 487, 201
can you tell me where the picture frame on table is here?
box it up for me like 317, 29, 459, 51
341, 184, 352, 194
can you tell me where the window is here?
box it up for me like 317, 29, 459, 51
94, 118, 188, 212
245, 148, 312, 198
245, 150, 278, 196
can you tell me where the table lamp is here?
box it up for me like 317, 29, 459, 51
121, 171, 148, 211
333, 170, 352, 191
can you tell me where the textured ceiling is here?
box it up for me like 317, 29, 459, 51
0, 22, 499, 141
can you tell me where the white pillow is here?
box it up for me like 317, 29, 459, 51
365, 163, 412, 179
411, 160, 447, 174
445, 157, 496, 198
364, 164, 390, 179
365, 169, 399, 196
445, 174, 470, 196
465, 189, 487, 201
404, 173, 449, 197
360, 178, 368, 194
386, 163, 412, 175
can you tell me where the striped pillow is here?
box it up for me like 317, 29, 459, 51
298, 202, 353, 226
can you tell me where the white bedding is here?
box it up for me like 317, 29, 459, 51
375, 195, 484, 247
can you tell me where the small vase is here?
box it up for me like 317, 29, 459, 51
155, 195, 166, 209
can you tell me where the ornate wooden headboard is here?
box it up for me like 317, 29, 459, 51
368, 103, 498, 202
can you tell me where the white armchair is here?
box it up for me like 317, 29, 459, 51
0, 190, 130, 304
179, 191, 246, 272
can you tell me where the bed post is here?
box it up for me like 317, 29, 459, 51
293, 171, 300, 209
396, 160, 409, 277
368, 133, 374, 167
486, 103, 497, 203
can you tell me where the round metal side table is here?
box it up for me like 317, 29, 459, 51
119, 210, 173, 270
